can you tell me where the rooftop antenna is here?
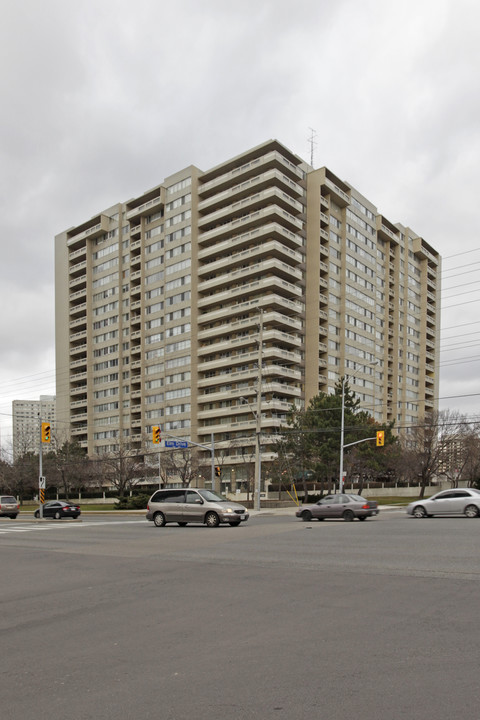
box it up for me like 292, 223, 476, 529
308, 127, 317, 168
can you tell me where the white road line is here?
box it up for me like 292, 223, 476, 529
0, 519, 145, 534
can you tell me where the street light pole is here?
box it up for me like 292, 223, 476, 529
339, 359, 378, 493
254, 309, 263, 511
339, 377, 346, 493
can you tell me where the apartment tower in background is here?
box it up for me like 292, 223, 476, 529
12, 395, 56, 459
55, 140, 440, 488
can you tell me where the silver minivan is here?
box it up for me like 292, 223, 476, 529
146, 488, 249, 528
0, 495, 19, 519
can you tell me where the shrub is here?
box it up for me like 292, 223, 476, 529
115, 494, 150, 510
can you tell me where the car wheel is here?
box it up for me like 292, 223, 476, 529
358, 515, 367, 521
413, 506, 426, 518
229, 521, 241, 527
153, 512, 166, 527
54, 511, 61, 520
317, 517, 324, 521
301, 510, 312, 522
10, 515, 18, 520
177, 522, 188, 527
34, 510, 40, 519
464, 504, 479, 518
343, 510, 355, 522
205, 512, 220, 528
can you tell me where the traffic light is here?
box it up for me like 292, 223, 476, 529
215, 466, 221, 477
376, 430, 385, 447
152, 426, 161, 444
41, 422, 51, 443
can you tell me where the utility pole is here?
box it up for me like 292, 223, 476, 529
254, 308, 263, 511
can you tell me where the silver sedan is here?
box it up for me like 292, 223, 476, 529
406, 488, 480, 518
296, 494, 379, 522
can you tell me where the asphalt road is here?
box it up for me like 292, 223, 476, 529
1, 511, 479, 720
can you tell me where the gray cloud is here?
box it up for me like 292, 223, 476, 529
1, 0, 479, 447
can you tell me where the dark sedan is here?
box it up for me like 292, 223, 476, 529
34, 501, 81, 520
296, 493, 379, 522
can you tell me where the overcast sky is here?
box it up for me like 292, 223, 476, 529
1, 0, 479, 454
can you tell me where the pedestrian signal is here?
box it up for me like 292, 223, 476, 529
215, 466, 221, 477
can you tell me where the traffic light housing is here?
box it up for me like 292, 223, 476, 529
376, 430, 385, 447
41, 422, 51, 443
215, 466, 221, 477
152, 426, 161, 444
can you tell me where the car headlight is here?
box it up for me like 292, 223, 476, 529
223, 508, 233, 513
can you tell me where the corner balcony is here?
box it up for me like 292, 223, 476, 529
126, 195, 163, 222
197, 311, 302, 342
198, 222, 304, 260
197, 239, 303, 278
198, 259, 303, 295
198, 149, 305, 199
198, 277, 302, 313
197, 363, 302, 389
198, 187, 304, 230
198, 205, 304, 247
198, 294, 304, 326
197, 168, 304, 214
67, 214, 109, 247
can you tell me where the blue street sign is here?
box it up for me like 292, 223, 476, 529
165, 440, 189, 448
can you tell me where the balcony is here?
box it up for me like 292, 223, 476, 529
69, 343, 87, 356
323, 177, 350, 207
67, 215, 109, 246
198, 239, 303, 278
198, 259, 303, 295
198, 205, 304, 247
198, 363, 302, 388
197, 311, 302, 341
198, 276, 302, 312
198, 150, 304, 198
198, 187, 304, 230
69, 287, 87, 302
126, 195, 163, 222
377, 216, 400, 243
198, 168, 304, 214
69, 301, 87, 317
199, 223, 304, 261
198, 294, 303, 326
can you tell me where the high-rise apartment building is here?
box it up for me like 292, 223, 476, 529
12, 395, 56, 459
55, 140, 440, 487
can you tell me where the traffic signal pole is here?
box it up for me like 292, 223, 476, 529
38, 418, 44, 519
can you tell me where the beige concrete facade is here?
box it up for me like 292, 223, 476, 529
54, 139, 440, 488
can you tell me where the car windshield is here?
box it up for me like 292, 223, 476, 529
1, 497, 16, 503
197, 489, 228, 503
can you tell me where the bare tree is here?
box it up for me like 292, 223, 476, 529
161, 447, 200, 487
95, 440, 148, 498
399, 410, 467, 498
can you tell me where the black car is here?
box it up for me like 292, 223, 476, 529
34, 501, 81, 519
